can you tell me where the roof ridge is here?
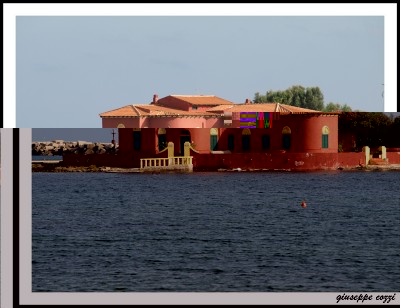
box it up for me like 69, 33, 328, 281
131, 105, 141, 116
171, 94, 215, 97
168, 95, 234, 105
99, 105, 131, 116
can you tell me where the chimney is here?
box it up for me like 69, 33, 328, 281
245, 98, 251, 104
152, 94, 158, 104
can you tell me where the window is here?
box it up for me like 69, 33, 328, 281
242, 128, 251, 152
282, 126, 291, 150
117, 124, 125, 128
322, 126, 329, 149
210, 128, 218, 151
133, 129, 141, 150
228, 134, 234, 151
158, 128, 167, 151
262, 135, 270, 149
192, 105, 198, 110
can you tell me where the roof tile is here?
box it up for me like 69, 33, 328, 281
167, 95, 235, 105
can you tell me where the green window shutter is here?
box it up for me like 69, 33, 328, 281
322, 134, 328, 148
210, 135, 218, 151
158, 134, 166, 151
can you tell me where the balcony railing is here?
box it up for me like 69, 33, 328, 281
140, 156, 193, 170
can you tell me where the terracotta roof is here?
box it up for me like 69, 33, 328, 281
100, 104, 222, 118
99, 105, 140, 117
224, 103, 320, 114
206, 105, 235, 112
100, 96, 337, 119
166, 95, 235, 106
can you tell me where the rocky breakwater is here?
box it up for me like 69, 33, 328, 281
32, 140, 119, 156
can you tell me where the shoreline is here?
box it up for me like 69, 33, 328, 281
32, 163, 400, 173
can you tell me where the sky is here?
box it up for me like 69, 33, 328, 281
15, 12, 387, 128
32, 128, 117, 143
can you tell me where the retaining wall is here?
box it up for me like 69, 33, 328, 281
62, 151, 367, 171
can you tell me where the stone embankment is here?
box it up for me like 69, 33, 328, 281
32, 162, 400, 173
32, 163, 139, 173
32, 140, 118, 156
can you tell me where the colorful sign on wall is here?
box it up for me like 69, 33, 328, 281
238, 112, 273, 128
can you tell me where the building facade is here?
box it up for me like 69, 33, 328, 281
94, 94, 345, 170
100, 94, 233, 128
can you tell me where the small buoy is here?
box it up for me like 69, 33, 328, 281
301, 201, 307, 208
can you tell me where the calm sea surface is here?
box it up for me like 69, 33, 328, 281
32, 171, 400, 292
32, 155, 63, 161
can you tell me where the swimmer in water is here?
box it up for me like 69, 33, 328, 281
301, 200, 307, 208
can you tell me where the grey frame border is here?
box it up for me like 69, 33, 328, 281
17, 128, 400, 305
1, 129, 14, 308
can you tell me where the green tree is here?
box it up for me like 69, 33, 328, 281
324, 102, 353, 112
305, 87, 324, 110
338, 112, 394, 151
254, 85, 324, 111
254, 92, 263, 103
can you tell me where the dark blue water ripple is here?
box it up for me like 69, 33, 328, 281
32, 171, 400, 292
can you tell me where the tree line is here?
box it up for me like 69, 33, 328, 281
338, 112, 400, 151
254, 85, 400, 150
254, 85, 353, 112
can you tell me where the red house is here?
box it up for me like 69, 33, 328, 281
74, 94, 363, 171
63, 95, 400, 170
99, 94, 234, 128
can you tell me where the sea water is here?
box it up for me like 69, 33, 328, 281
32, 171, 400, 292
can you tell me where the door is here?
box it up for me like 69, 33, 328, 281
180, 130, 191, 156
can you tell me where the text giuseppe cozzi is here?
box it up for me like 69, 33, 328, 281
336, 293, 396, 304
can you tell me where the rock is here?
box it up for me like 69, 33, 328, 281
77, 141, 91, 146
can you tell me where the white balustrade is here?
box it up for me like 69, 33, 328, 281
140, 156, 193, 170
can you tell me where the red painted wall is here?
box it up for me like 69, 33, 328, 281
103, 116, 223, 128
157, 96, 191, 111
219, 118, 337, 153
387, 152, 400, 164
62, 151, 366, 170
299, 116, 338, 153
117, 124, 339, 156
118, 128, 157, 155
146, 117, 223, 128
230, 114, 338, 153
192, 152, 364, 171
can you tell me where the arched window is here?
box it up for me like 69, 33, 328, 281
322, 126, 329, 149
158, 128, 167, 151
242, 128, 251, 151
117, 123, 125, 128
210, 128, 218, 151
282, 126, 291, 150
